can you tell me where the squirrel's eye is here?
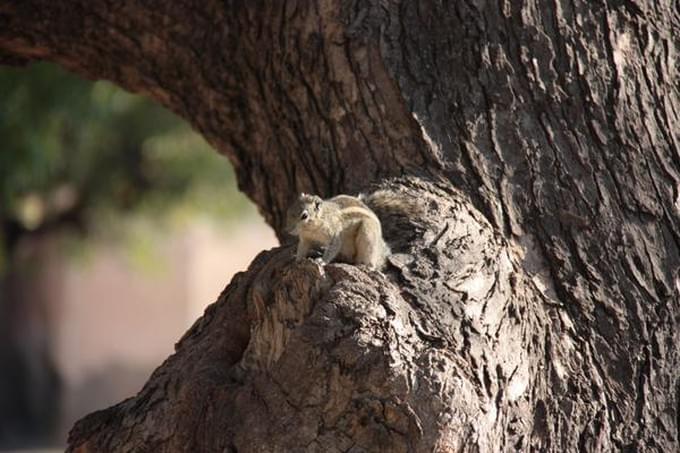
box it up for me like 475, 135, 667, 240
300, 211, 309, 221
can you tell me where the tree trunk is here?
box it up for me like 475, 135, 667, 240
1, 1, 679, 451
0, 235, 62, 447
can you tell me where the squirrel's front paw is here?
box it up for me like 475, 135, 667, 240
294, 255, 324, 266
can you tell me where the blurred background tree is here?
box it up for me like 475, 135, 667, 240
0, 63, 252, 448
0, 62, 249, 262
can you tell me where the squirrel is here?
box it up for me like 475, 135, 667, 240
285, 192, 393, 269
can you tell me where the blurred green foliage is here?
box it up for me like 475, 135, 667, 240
0, 63, 251, 270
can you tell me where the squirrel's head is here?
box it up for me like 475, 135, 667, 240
286, 193, 322, 235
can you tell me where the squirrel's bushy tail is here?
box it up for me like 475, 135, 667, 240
359, 190, 421, 217
359, 189, 423, 252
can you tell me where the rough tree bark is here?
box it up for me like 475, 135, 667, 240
1, 1, 679, 451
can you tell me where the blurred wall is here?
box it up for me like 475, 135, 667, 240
37, 218, 277, 446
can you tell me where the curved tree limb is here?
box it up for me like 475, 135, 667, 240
0, 0, 441, 233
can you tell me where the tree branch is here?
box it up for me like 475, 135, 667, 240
0, 1, 441, 235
